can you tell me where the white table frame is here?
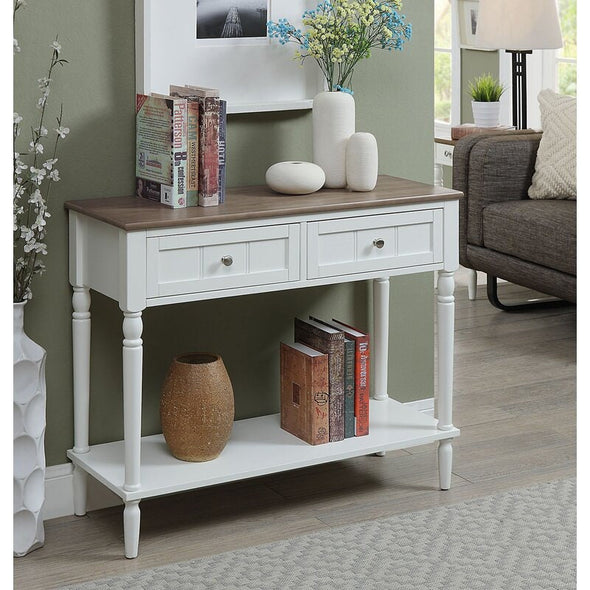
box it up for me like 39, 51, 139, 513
67, 178, 460, 558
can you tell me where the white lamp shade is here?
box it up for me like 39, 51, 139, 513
476, 0, 563, 50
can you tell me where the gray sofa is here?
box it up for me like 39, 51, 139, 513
453, 132, 576, 309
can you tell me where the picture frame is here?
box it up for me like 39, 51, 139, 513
135, 0, 323, 114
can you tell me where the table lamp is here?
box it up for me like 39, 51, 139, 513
476, 0, 563, 129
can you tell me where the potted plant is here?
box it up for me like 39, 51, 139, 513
468, 73, 506, 128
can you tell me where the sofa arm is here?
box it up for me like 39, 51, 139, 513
453, 131, 542, 260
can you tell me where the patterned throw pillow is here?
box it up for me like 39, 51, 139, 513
528, 89, 576, 200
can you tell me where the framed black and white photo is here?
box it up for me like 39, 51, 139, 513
136, 0, 323, 113
196, 0, 269, 40
458, 0, 493, 50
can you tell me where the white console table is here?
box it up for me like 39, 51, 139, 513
66, 175, 461, 558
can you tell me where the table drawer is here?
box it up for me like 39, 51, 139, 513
147, 224, 300, 297
435, 142, 454, 166
307, 210, 443, 279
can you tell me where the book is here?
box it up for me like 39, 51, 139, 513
294, 317, 345, 442
450, 123, 514, 140
279, 342, 330, 445
218, 99, 227, 204
184, 85, 220, 207
135, 93, 188, 208
326, 319, 370, 437
169, 85, 200, 207
310, 317, 355, 438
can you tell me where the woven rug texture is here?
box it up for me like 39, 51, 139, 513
61, 478, 576, 590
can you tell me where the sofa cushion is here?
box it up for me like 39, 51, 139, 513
482, 199, 576, 275
528, 90, 576, 200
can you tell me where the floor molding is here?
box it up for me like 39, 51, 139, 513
43, 397, 436, 521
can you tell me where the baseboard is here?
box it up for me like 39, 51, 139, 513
44, 397, 436, 521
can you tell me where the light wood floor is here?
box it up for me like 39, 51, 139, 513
14, 272, 577, 589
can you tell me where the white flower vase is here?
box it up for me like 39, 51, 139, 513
13, 302, 46, 557
346, 132, 379, 191
313, 91, 355, 188
471, 101, 501, 128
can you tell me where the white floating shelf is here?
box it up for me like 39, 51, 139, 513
67, 398, 459, 502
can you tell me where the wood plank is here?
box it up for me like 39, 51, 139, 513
64, 175, 461, 231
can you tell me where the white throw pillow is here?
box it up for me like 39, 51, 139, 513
528, 89, 576, 200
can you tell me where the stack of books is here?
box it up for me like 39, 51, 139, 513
280, 317, 370, 445
135, 85, 227, 208
451, 123, 514, 140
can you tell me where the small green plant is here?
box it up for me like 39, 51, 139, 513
468, 74, 505, 102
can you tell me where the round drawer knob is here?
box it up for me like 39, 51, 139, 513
221, 255, 233, 267
373, 238, 385, 249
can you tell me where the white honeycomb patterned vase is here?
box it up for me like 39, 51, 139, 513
13, 302, 46, 557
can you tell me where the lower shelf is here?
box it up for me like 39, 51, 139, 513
67, 398, 459, 502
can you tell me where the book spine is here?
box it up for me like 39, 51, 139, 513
355, 340, 370, 436
169, 99, 188, 208
218, 99, 227, 204
310, 355, 330, 445
343, 339, 355, 438
186, 100, 199, 207
294, 319, 345, 442
198, 96, 220, 207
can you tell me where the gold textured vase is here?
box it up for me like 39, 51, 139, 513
160, 353, 234, 462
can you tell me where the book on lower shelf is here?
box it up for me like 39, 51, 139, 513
218, 99, 227, 204
326, 319, 370, 437
294, 317, 345, 442
450, 123, 514, 140
135, 93, 188, 208
280, 342, 330, 445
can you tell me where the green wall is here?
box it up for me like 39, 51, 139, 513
14, 0, 435, 467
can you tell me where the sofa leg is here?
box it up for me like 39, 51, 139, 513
486, 275, 571, 312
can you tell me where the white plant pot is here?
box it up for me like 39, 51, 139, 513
346, 132, 379, 191
471, 101, 501, 128
313, 91, 355, 188
13, 301, 46, 557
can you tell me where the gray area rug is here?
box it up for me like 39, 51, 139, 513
61, 478, 576, 590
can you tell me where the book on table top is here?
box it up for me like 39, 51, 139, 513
450, 123, 514, 140
135, 93, 188, 208
326, 319, 370, 437
294, 317, 345, 442
218, 99, 227, 204
169, 85, 200, 207
279, 342, 329, 445
310, 317, 355, 439
183, 84, 220, 207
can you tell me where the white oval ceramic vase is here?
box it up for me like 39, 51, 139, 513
13, 301, 46, 557
265, 161, 326, 195
313, 91, 355, 188
471, 101, 501, 128
346, 132, 379, 191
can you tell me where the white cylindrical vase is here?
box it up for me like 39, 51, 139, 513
346, 132, 378, 191
13, 301, 46, 557
471, 101, 501, 127
313, 91, 355, 188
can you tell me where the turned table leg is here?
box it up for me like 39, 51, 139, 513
122, 310, 143, 558
72, 286, 91, 516
436, 270, 456, 490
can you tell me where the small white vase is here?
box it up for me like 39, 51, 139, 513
265, 161, 326, 195
13, 301, 46, 557
346, 132, 379, 191
313, 91, 355, 188
471, 101, 501, 128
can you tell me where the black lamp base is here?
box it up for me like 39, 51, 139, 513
507, 50, 532, 130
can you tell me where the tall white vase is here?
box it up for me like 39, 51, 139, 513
13, 301, 46, 557
313, 91, 355, 188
